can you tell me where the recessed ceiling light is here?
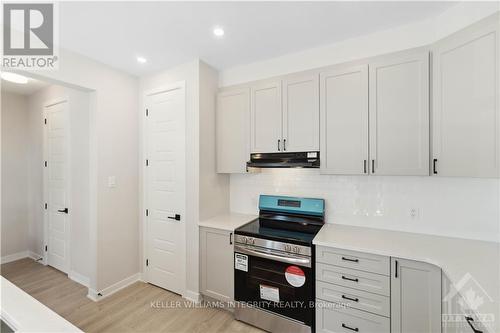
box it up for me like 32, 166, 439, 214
1, 72, 29, 84
137, 56, 147, 64
213, 26, 225, 37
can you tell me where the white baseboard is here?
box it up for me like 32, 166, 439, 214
1, 251, 28, 264
86, 273, 141, 302
28, 251, 43, 261
183, 289, 201, 304
69, 270, 90, 288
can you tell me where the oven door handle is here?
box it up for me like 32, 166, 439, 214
234, 245, 311, 267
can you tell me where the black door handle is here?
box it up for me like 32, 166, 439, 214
341, 275, 359, 283
465, 316, 483, 333
57, 208, 69, 214
342, 323, 359, 332
168, 214, 181, 221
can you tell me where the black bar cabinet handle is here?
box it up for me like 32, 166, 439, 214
342, 256, 359, 263
433, 158, 438, 174
341, 275, 359, 283
229, 232, 233, 245
363, 160, 367, 174
283, 139, 286, 151
395, 260, 398, 278
341, 295, 359, 302
278, 139, 280, 151
465, 316, 483, 333
372, 159, 375, 173
342, 323, 359, 332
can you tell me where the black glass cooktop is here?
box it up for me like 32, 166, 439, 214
235, 218, 318, 246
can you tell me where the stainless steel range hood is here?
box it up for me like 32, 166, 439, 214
246, 152, 320, 169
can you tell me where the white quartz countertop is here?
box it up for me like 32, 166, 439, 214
198, 213, 257, 231
0, 276, 82, 332
313, 224, 500, 323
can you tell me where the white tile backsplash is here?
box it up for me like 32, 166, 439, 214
230, 169, 500, 242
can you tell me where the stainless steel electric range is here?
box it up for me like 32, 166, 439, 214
234, 195, 325, 333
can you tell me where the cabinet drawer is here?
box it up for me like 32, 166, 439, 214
316, 246, 390, 276
316, 281, 390, 317
316, 263, 390, 296
316, 300, 390, 333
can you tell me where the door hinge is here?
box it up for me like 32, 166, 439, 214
146, 209, 149, 217
146, 259, 149, 266
45, 245, 48, 252
146, 159, 149, 166
44, 161, 47, 167
44, 203, 48, 210
44, 118, 47, 125
146, 109, 149, 117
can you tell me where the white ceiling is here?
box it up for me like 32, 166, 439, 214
1, 76, 49, 96
59, 1, 459, 76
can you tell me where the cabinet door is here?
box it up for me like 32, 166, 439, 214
369, 51, 430, 175
250, 81, 282, 153
391, 258, 441, 333
432, 16, 499, 177
282, 73, 319, 152
216, 88, 250, 173
320, 65, 368, 175
200, 227, 233, 302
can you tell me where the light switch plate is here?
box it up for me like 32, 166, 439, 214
108, 176, 116, 188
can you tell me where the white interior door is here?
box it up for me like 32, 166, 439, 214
44, 100, 70, 274
145, 84, 186, 295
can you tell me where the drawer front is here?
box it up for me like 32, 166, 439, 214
316, 281, 390, 317
316, 300, 390, 333
316, 263, 390, 296
316, 246, 390, 276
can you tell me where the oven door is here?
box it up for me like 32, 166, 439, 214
234, 244, 313, 326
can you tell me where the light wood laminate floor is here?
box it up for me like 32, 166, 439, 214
1, 258, 263, 333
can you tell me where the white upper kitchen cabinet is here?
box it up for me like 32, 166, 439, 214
320, 64, 369, 175
282, 73, 319, 152
432, 15, 499, 178
250, 80, 282, 153
391, 258, 441, 333
369, 50, 430, 176
216, 88, 250, 173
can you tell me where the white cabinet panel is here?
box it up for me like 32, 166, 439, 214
283, 73, 319, 152
250, 81, 282, 153
320, 65, 369, 175
391, 258, 441, 333
200, 227, 233, 302
432, 16, 499, 177
369, 51, 430, 175
216, 88, 250, 173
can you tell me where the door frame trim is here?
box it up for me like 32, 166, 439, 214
43, 97, 71, 274
141, 81, 187, 296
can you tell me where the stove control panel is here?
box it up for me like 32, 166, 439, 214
234, 234, 311, 256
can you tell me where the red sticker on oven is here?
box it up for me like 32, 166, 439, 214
285, 266, 305, 287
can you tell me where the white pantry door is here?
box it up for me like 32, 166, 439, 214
45, 101, 70, 274
145, 85, 186, 295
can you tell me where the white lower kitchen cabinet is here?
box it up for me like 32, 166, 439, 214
315, 246, 443, 333
200, 227, 234, 302
391, 257, 442, 333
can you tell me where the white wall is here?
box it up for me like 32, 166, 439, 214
1, 92, 30, 258
27, 85, 90, 282
231, 170, 499, 242
23, 48, 139, 292
219, 2, 500, 86
225, 4, 500, 243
